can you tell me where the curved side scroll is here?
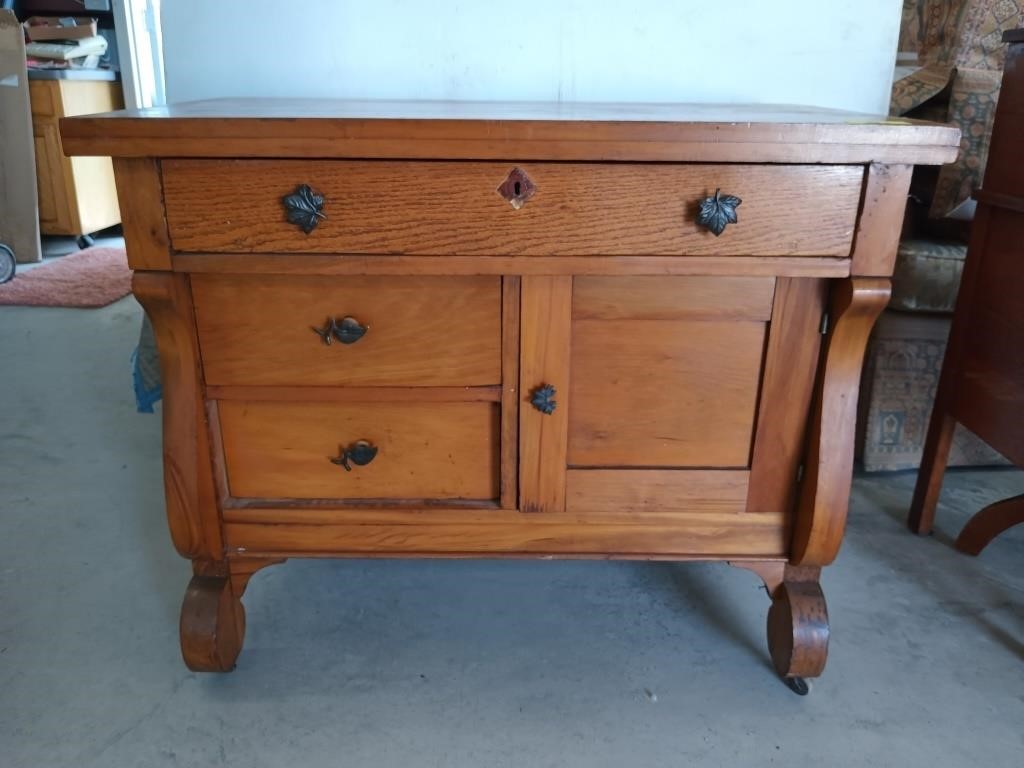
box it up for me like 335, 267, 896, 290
791, 278, 890, 566
133, 271, 222, 561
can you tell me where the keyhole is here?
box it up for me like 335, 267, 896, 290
514, 181, 522, 197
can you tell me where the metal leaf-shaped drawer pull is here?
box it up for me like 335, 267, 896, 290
330, 440, 378, 472
696, 188, 742, 236
311, 316, 368, 346
282, 184, 326, 234
530, 384, 557, 415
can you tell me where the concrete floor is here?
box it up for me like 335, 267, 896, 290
2, 297, 1023, 768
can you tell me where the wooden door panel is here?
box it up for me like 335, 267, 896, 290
569, 319, 766, 467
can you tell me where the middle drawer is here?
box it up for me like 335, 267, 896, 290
192, 274, 502, 386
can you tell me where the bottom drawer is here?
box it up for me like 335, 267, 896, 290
218, 400, 499, 501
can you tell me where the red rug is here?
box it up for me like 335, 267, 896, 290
0, 246, 131, 308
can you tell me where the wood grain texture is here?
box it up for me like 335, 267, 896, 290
767, 566, 829, 680
747, 278, 827, 515
223, 515, 788, 558
113, 157, 171, 270
174, 253, 853, 278
500, 277, 521, 509
791, 278, 890, 565
59, 98, 961, 164
179, 574, 245, 672
162, 160, 862, 257
565, 469, 750, 515
569, 319, 765, 467
519, 276, 572, 513
132, 271, 222, 560
205, 385, 501, 402
849, 163, 913, 277
218, 400, 499, 501
191, 274, 501, 386
572, 276, 775, 321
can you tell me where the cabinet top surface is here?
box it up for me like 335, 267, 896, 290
61, 98, 960, 164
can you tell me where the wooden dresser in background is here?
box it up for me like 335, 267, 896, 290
60, 102, 958, 694
909, 29, 1024, 551
30, 76, 122, 244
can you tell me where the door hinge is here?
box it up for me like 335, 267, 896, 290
819, 309, 831, 336
796, 463, 805, 483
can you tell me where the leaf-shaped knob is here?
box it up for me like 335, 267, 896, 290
283, 184, 327, 234
696, 189, 742, 237
330, 440, 378, 471
530, 384, 557, 415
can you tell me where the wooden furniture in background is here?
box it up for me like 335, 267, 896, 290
909, 30, 1024, 552
61, 100, 958, 694
30, 76, 122, 245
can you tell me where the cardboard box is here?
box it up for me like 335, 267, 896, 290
24, 16, 98, 42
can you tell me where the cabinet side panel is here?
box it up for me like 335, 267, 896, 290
747, 278, 827, 516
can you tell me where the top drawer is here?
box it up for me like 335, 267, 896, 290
162, 160, 863, 257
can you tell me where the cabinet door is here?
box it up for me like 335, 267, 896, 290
519, 275, 825, 534
33, 122, 72, 233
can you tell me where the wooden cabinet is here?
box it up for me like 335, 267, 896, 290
909, 30, 1024, 552
29, 78, 122, 238
60, 101, 959, 692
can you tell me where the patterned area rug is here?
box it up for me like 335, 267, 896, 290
0, 247, 131, 308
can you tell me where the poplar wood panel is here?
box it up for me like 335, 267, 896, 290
162, 160, 862, 256
569, 319, 766, 467
566, 469, 750, 515
573, 276, 775, 320
218, 401, 499, 501
518, 276, 572, 513
223, 515, 788, 557
192, 275, 501, 386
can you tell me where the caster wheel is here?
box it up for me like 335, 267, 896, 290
76, 234, 95, 250
783, 676, 810, 696
0, 244, 15, 284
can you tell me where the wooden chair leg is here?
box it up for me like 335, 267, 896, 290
909, 410, 956, 535
955, 493, 1024, 556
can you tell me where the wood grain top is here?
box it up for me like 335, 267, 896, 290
60, 98, 961, 164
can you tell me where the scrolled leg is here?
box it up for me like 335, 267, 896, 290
179, 574, 245, 672
731, 561, 830, 694
766, 566, 829, 694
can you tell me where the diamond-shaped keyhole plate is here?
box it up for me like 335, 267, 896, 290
497, 167, 536, 210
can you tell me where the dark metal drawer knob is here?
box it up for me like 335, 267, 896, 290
283, 184, 326, 234
330, 440, 378, 472
312, 316, 368, 345
696, 188, 742, 236
530, 384, 557, 415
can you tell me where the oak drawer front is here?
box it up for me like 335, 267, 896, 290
219, 401, 500, 500
192, 275, 501, 386
163, 159, 862, 256
568, 276, 771, 468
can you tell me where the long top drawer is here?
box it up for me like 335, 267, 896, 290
162, 160, 863, 257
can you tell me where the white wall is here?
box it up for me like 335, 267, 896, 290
162, 0, 901, 114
